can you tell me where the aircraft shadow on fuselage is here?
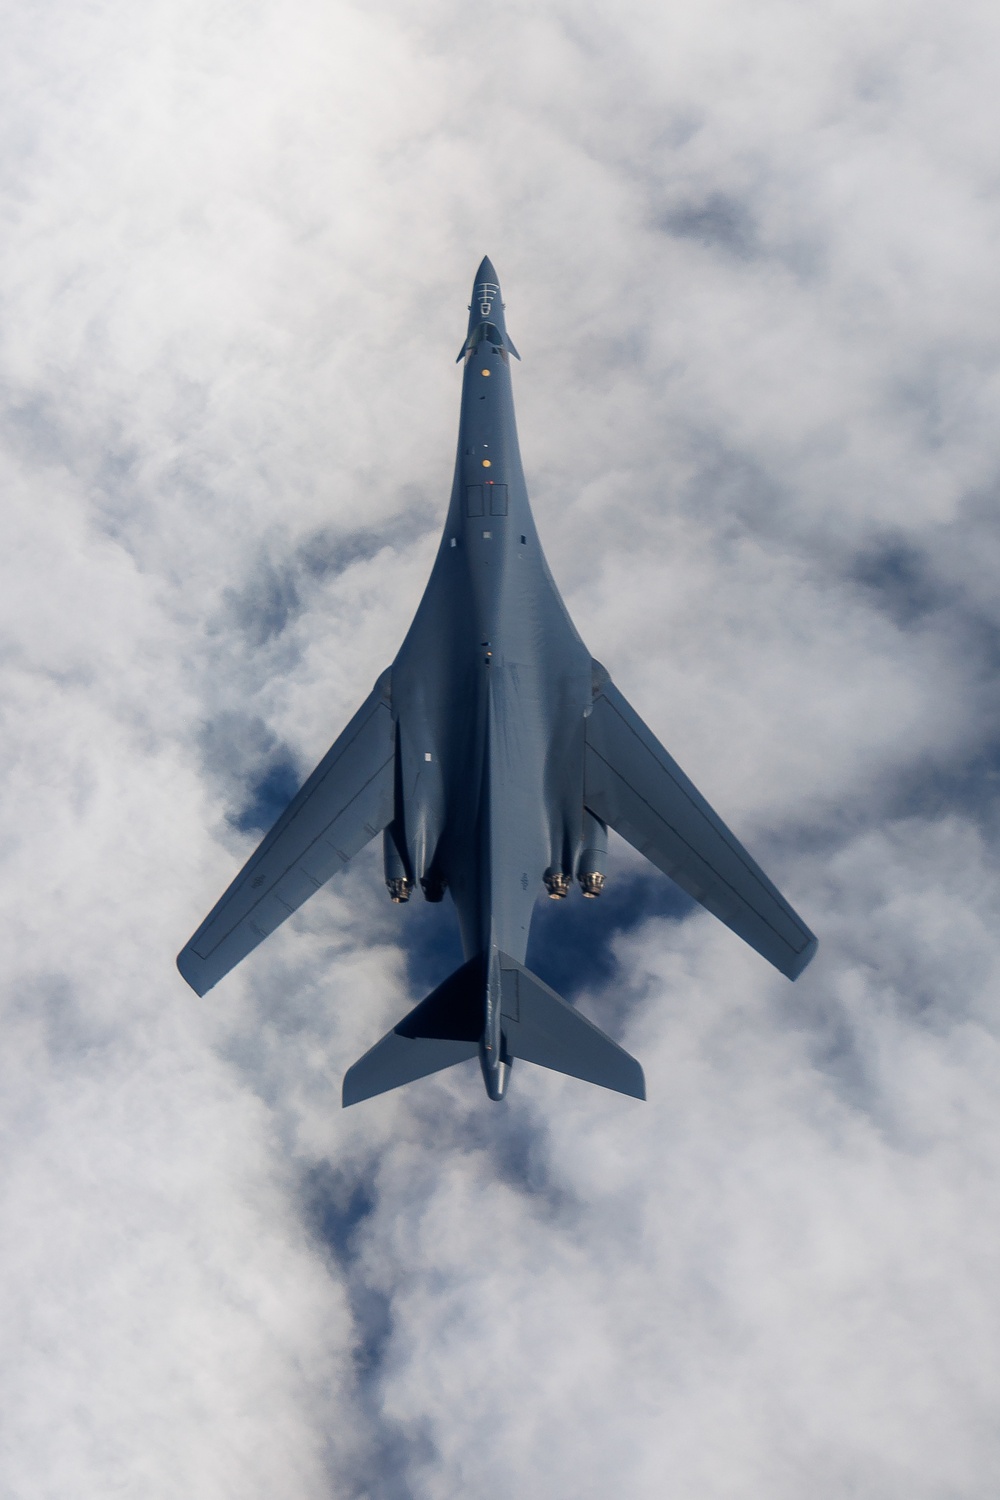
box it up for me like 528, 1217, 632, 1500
398, 858, 696, 1042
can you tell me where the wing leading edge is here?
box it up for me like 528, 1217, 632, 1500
583, 668, 816, 980
177, 673, 395, 996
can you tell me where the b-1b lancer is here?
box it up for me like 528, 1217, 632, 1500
177, 258, 816, 1105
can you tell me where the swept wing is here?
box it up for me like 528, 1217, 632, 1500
584, 670, 816, 980
178, 676, 394, 996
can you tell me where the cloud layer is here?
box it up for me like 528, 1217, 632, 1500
2, 1, 1000, 1495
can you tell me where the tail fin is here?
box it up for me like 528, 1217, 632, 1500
341, 951, 646, 1106
498, 954, 645, 1100
342, 956, 483, 1107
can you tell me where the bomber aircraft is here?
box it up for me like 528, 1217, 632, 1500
177, 258, 817, 1105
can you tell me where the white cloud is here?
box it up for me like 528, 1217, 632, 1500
2, 0, 1000, 1494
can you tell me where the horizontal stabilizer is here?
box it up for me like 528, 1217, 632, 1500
498, 954, 645, 1100
342, 956, 483, 1107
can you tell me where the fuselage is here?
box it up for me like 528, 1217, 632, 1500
387, 262, 592, 1096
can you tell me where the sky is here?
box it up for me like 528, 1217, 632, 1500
2, 0, 1000, 1495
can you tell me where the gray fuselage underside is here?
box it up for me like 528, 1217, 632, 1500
389, 330, 591, 963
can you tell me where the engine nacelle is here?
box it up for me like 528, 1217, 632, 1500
577, 811, 608, 898
383, 826, 413, 903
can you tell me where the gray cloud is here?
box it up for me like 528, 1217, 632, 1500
659, 192, 761, 261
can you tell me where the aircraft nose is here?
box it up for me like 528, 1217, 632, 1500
459, 256, 519, 361
475, 254, 499, 285
471, 255, 502, 318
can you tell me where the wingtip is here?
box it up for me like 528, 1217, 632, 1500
786, 933, 819, 981
176, 946, 210, 997
623, 1059, 647, 1101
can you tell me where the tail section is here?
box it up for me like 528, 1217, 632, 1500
341, 950, 645, 1106
498, 954, 645, 1100
342, 956, 482, 1107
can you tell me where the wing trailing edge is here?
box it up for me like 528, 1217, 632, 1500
584, 667, 817, 980
178, 673, 395, 996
